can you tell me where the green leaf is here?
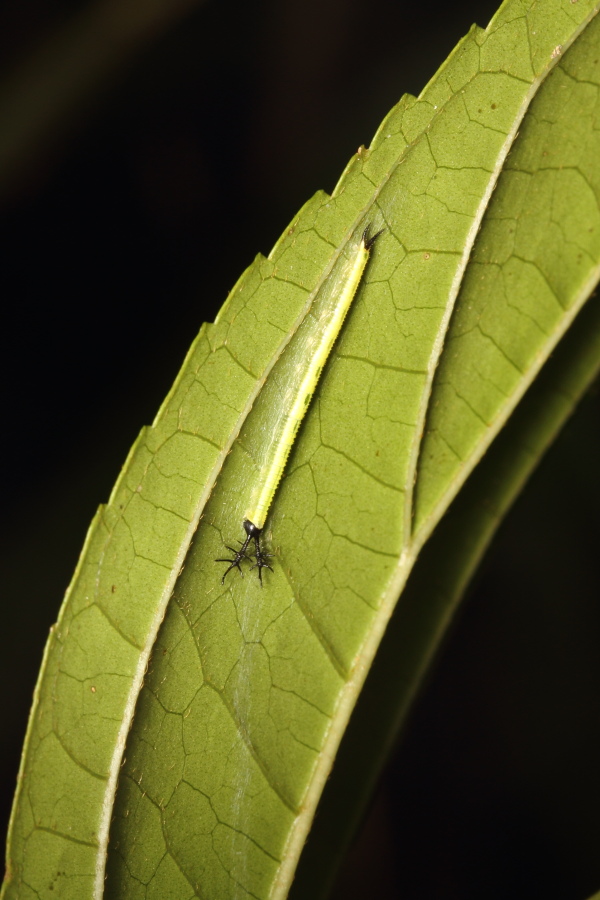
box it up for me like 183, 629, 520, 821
3, 1, 600, 898
290, 287, 600, 900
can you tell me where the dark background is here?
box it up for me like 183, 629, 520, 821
1, 0, 599, 897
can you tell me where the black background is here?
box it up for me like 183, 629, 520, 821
1, 0, 599, 897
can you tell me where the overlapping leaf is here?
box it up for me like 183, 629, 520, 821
3, 1, 600, 898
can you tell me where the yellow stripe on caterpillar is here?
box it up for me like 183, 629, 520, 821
217, 224, 383, 585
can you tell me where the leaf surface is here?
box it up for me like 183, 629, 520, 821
290, 288, 600, 899
3, 1, 600, 898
